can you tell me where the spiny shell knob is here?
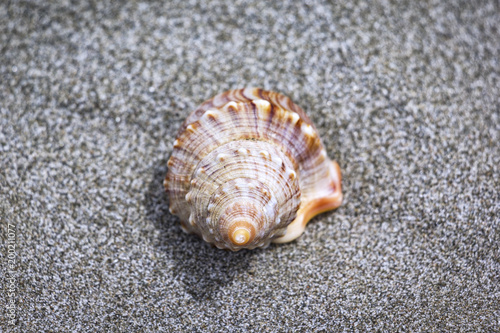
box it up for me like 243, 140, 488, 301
165, 88, 342, 251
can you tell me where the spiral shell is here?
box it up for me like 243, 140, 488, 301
164, 88, 342, 250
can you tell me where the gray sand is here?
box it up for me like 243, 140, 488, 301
1, 0, 499, 331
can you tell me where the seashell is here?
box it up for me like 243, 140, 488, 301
164, 88, 342, 251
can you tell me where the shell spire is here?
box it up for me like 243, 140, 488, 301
165, 88, 342, 250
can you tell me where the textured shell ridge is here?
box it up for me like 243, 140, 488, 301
165, 88, 342, 250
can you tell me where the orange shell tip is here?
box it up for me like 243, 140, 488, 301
227, 219, 256, 246
231, 228, 251, 246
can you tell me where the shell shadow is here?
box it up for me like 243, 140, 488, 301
144, 158, 255, 301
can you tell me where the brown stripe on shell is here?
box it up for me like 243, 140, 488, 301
178, 88, 314, 135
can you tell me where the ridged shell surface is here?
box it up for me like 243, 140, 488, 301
165, 88, 342, 250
